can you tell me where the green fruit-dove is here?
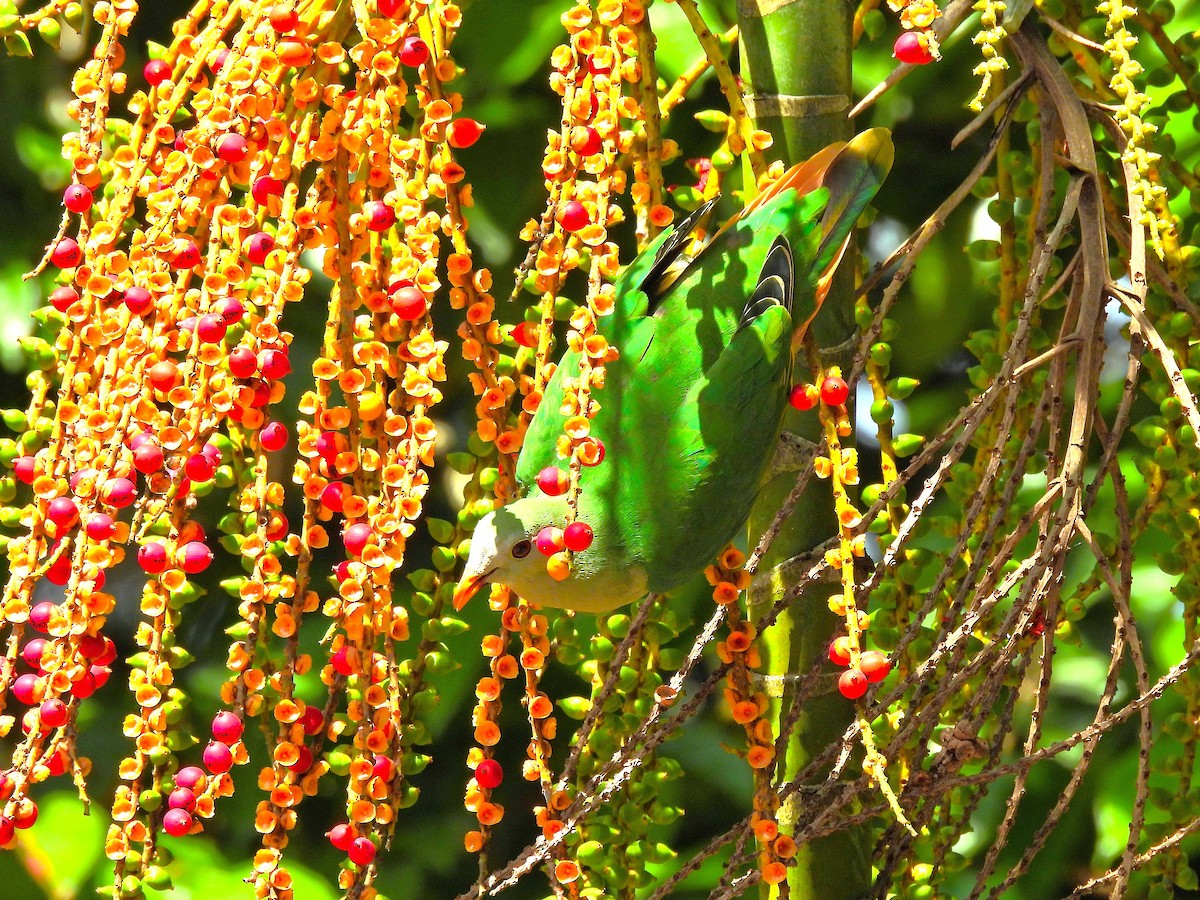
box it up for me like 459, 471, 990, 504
455, 129, 893, 613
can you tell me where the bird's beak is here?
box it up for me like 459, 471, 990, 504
452, 567, 496, 611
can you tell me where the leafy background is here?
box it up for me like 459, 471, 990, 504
0, 0, 1198, 896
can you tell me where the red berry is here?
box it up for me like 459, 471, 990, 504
12, 674, 40, 705
49, 286, 79, 312
228, 346, 258, 378
90, 664, 112, 688
316, 431, 345, 459
330, 646, 354, 676
168, 787, 197, 812
563, 521, 594, 551
300, 705, 325, 736
216, 133, 249, 163
536, 467, 568, 496
103, 477, 136, 508
13, 801, 37, 829
40, 698, 68, 729
133, 441, 164, 474
51, 237, 82, 269
789, 383, 818, 411
328, 823, 356, 851
124, 286, 154, 316
45, 551, 71, 585
321, 482, 346, 512
260, 421, 288, 452
70, 670, 97, 699
372, 754, 396, 781
859, 651, 892, 683
246, 231, 275, 265
573, 126, 603, 157
179, 541, 214, 574
557, 200, 588, 233
48, 749, 72, 777
196, 313, 227, 343
536, 526, 564, 556
252, 176, 285, 204
398, 36, 428, 67
163, 807, 194, 837
248, 378, 272, 408
475, 758, 503, 790
22, 639, 46, 668
364, 200, 396, 232
289, 745, 313, 774
838, 668, 869, 700
14, 455, 36, 484
29, 602, 54, 632
68, 467, 96, 494
348, 836, 376, 866
820, 376, 850, 407
512, 322, 536, 348
269, 4, 299, 31
63, 184, 93, 213
265, 510, 289, 541
138, 542, 168, 574
218, 297, 245, 323
77, 632, 106, 659
203, 740, 234, 773
827, 637, 852, 667
185, 454, 215, 483
86, 513, 115, 540
47, 496, 79, 528
144, 59, 171, 86
893, 31, 935, 65
147, 357, 184, 393
170, 240, 201, 269
0, 817, 15, 844
343, 522, 374, 556
389, 285, 428, 321
210, 49, 229, 73
258, 348, 291, 380
175, 766, 206, 791
211, 710, 244, 743
446, 118, 485, 149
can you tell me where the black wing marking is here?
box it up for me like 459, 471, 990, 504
737, 236, 794, 332
636, 196, 721, 306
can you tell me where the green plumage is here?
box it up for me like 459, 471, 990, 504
457, 130, 893, 613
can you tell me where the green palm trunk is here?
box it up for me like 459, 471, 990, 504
741, 2, 873, 898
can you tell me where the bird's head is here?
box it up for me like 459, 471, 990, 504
452, 494, 646, 613
452, 495, 567, 611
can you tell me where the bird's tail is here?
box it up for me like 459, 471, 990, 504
793, 128, 894, 344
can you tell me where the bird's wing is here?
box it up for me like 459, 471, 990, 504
621, 242, 796, 591
514, 200, 719, 494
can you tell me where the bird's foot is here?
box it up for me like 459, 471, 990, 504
767, 431, 820, 480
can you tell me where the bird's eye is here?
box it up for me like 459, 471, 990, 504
512, 540, 532, 559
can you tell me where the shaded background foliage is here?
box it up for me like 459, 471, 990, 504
0, 0, 1198, 897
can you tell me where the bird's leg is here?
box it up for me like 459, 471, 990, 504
767, 431, 820, 480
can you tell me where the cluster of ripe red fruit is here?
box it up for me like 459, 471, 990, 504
789, 374, 850, 411
828, 638, 892, 699
324, 750, 426, 866
0, 599, 118, 844
532, 444, 609, 557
